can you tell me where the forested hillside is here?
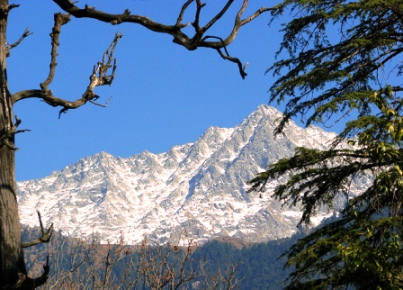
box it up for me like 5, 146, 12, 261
22, 227, 301, 289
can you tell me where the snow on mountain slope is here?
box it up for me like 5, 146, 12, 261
17, 105, 368, 245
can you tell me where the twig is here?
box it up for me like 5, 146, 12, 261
6, 27, 32, 57
204, 35, 247, 79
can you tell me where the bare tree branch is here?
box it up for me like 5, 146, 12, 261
6, 27, 32, 57
12, 33, 122, 119
40, 13, 71, 92
204, 35, 248, 79
22, 211, 53, 248
240, 6, 275, 25
53, 0, 276, 78
202, 0, 234, 33
13, 213, 52, 290
192, 0, 206, 40
0, 114, 30, 150
15, 255, 50, 289
11, 11, 121, 119
176, 0, 193, 28
199, 1, 277, 49
8, 4, 20, 11
32, 255, 50, 286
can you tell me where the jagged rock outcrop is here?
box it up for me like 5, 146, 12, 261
17, 105, 370, 244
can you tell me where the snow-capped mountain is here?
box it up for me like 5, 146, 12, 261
17, 105, 370, 245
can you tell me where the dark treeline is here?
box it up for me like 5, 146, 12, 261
22, 228, 304, 289
189, 236, 298, 289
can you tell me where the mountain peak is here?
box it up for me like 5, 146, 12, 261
18, 105, 345, 245
249, 104, 283, 122
256, 104, 282, 115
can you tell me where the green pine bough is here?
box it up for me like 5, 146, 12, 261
248, 1, 403, 288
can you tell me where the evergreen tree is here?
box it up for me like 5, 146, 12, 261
249, 1, 403, 288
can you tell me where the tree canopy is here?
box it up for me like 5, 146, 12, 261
249, 0, 403, 288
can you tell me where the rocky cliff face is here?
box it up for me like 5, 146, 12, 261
17, 105, 370, 245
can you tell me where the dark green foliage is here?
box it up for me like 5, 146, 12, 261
268, 0, 403, 134
284, 216, 403, 289
249, 0, 403, 288
191, 237, 297, 290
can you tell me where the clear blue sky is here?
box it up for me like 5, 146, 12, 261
9, 1, 290, 181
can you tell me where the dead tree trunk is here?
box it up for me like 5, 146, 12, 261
0, 0, 27, 288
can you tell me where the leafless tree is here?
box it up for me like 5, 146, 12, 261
0, 1, 275, 288
25, 233, 239, 290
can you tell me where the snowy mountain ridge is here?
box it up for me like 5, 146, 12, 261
17, 105, 369, 245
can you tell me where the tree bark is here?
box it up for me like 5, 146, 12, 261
0, 0, 27, 288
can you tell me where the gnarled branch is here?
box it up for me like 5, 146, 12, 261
15, 256, 50, 289
204, 35, 247, 79
0, 114, 30, 150
6, 27, 32, 57
11, 11, 121, 119
40, 13, 71, 92
12, 33, 122, 117
53, 0, 276, 78
176, 0, 193, 28
22, 211, 53, 248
